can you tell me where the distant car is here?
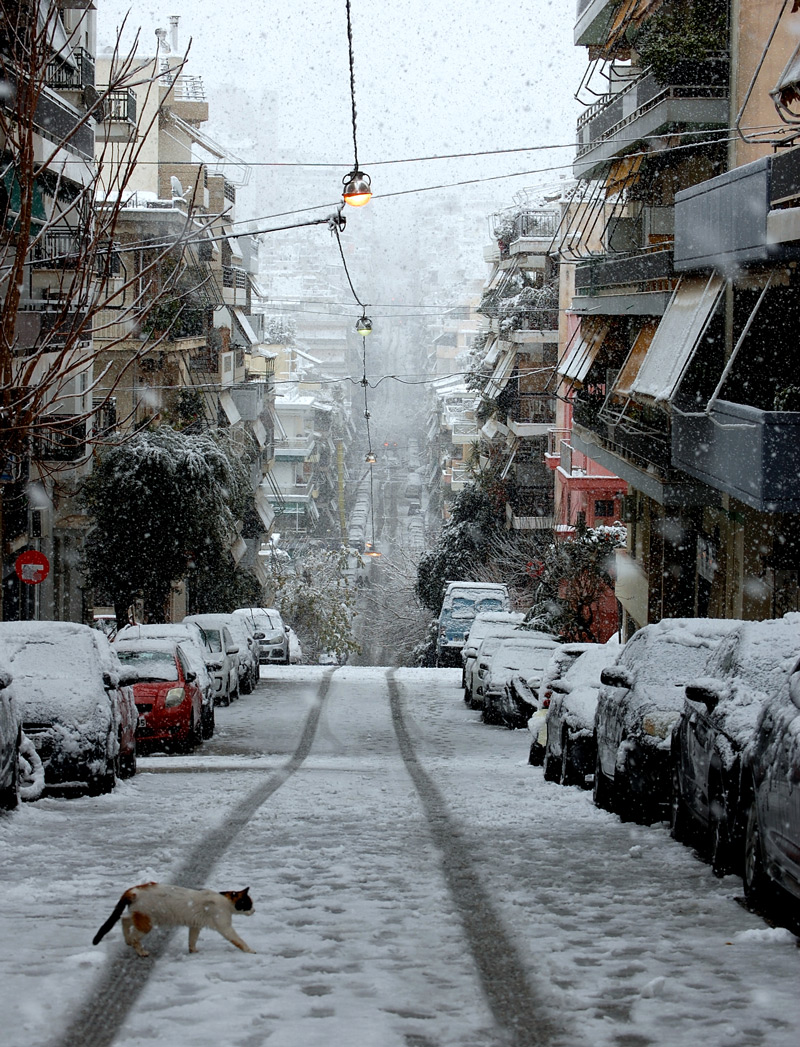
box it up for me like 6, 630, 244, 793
740, 654, 800, 923
220, 615, 260, 693
116, 640, 204, 753
0, 622, 137, 794
469, 634, 514, 711
182, 615, 240, 704
461, 611, 525, 693
671, 615, 800, 876
482, 633, 561, 729
0, 667, 21, 809
527, 643, 593, 766
232, 608, 289, 665
593, 618, 739, 823
436, 582, 511, 668
116, 623, 216, 739
543, 642, 620, 787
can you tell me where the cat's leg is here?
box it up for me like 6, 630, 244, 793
128, 911, 152, 957
188, 926, 200, 952
218, 925, 255, 953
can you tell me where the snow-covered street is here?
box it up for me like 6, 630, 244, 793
1, 666, 798, 1047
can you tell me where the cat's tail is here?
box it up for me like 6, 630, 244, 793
92, 890, 134, 945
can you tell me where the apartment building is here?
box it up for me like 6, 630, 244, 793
0, 1, 101, 622
565, 0, 800, 635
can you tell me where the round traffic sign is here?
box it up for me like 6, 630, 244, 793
15, 550, 50, 585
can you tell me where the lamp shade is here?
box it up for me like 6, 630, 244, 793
365, 450, 377, 464
356, 315, 372, 336
342, 170, 372, 207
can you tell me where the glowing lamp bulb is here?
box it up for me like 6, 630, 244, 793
342, 170, 372, 207
365, 450, 377, 464
356, 315, 372, 336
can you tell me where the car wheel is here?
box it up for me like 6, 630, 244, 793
0, 736, 20, 810
528, 739, 545, 766
240, 671, 253, 695
543, 745, 562, 783
669, 747, 693, 843
592, 744, 615, 812
119, 744, 137, 780
202, 704, 215, 740
743, 798, 774, 911
230, 683, 239, 702
709, 773, 735, 877
560, 730, 578, 787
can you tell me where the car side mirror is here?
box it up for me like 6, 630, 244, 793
227, 645, 239, 655
600, 666, 632, 689
186, 671, 197, 682
0, 669, 11, 690
685, 681, 722, 712
102, 671, 118, 690
117, 672, 137, 688
550, 680, 571, 695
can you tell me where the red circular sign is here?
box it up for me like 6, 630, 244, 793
15, 550, 50, 586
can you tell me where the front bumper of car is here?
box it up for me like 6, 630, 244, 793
23, 722, 110, 789
258, 641, 288, 664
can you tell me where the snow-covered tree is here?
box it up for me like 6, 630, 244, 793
267, 546, 360, 664
82, 426, 256, 621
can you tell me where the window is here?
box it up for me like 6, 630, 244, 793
595, 499, 615, 519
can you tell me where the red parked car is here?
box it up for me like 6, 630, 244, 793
115, 640, 203, 752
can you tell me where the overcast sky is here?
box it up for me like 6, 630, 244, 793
97, 1, 586, 310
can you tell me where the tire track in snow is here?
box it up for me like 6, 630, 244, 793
53, 670, 337, 1047
387, 670, 561, 1047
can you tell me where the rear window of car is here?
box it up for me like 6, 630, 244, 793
117, 650, 179, 681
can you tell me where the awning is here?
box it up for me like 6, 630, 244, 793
484, 335, 501, 368
603, 0, 667, 57
3, 168, 48, 232
558, 321, 609, 383
605, 154, 645, 199
613, 321, 657, 396
484, 350, 516, 399
232, 307, 258, 346
219, 391, 241, 425
629, 274, 725, 403
255, 483, 276, 530
253, 418, 268, 448
500, 443, 518, 480
230, 535, 247, 564
249, 277, 268, 299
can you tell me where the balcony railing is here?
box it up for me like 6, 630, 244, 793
222, 266, 248, 289
575, 245, 675, 296
547, 427, 572, 456
46, 48, 95, 91
576, 62, 729, 159
103, 88, 137, 124
29, 230, 84, 268
513, 395, 556, 425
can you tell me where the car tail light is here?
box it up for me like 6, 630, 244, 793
165, 687, 186, 708
542, 698, 550, 709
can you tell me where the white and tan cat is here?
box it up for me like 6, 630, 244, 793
92, 882, 256, 957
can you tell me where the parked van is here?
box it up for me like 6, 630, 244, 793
436, 582, 511, 668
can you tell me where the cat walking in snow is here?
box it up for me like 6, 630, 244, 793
92, 882, 256, 957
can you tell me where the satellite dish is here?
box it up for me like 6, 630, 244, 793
171, 175, 184, 198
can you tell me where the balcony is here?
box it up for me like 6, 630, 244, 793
46, 48, 95, 91
546, 427, 572, 466
575, 64, 728, 179
33, 88, 94, 160
573, 245, 675, 314
13, 301, 89, 351
672, 402, 800, 512
222, 266, 248, 306
103, 88, 137, 125
674, 148, 800, 271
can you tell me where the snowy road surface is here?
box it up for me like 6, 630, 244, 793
1, 666, 799, 1047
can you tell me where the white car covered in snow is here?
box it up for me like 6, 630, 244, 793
481, 632, 561, 729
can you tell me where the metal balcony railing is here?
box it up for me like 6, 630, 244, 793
45, 48, 95, 91
547, 427, 572, 456
576, 61, 729, 158
222, 266, 248, 289
575, 244, 675, 296
103, 88, 137, 124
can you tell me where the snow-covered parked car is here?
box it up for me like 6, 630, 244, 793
740, 651, 800, 923
593, 618, 739, 824
436, 582, 510, 668
542, 641, 620, 787
0, 667, 21, 809
232, 608, 289, 665
461, 611, 525, 695
116, 622, 216, 739
182, 614, 240, 704
670, 614, 800, 876
482, 632, 561, 729
115, 639, 204, 753
0, 622, 137, 794
527, 643, 593, 765
220, 614, 260, 693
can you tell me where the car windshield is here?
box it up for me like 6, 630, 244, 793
201, 629, 222, 652
117, 650, 178, 682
